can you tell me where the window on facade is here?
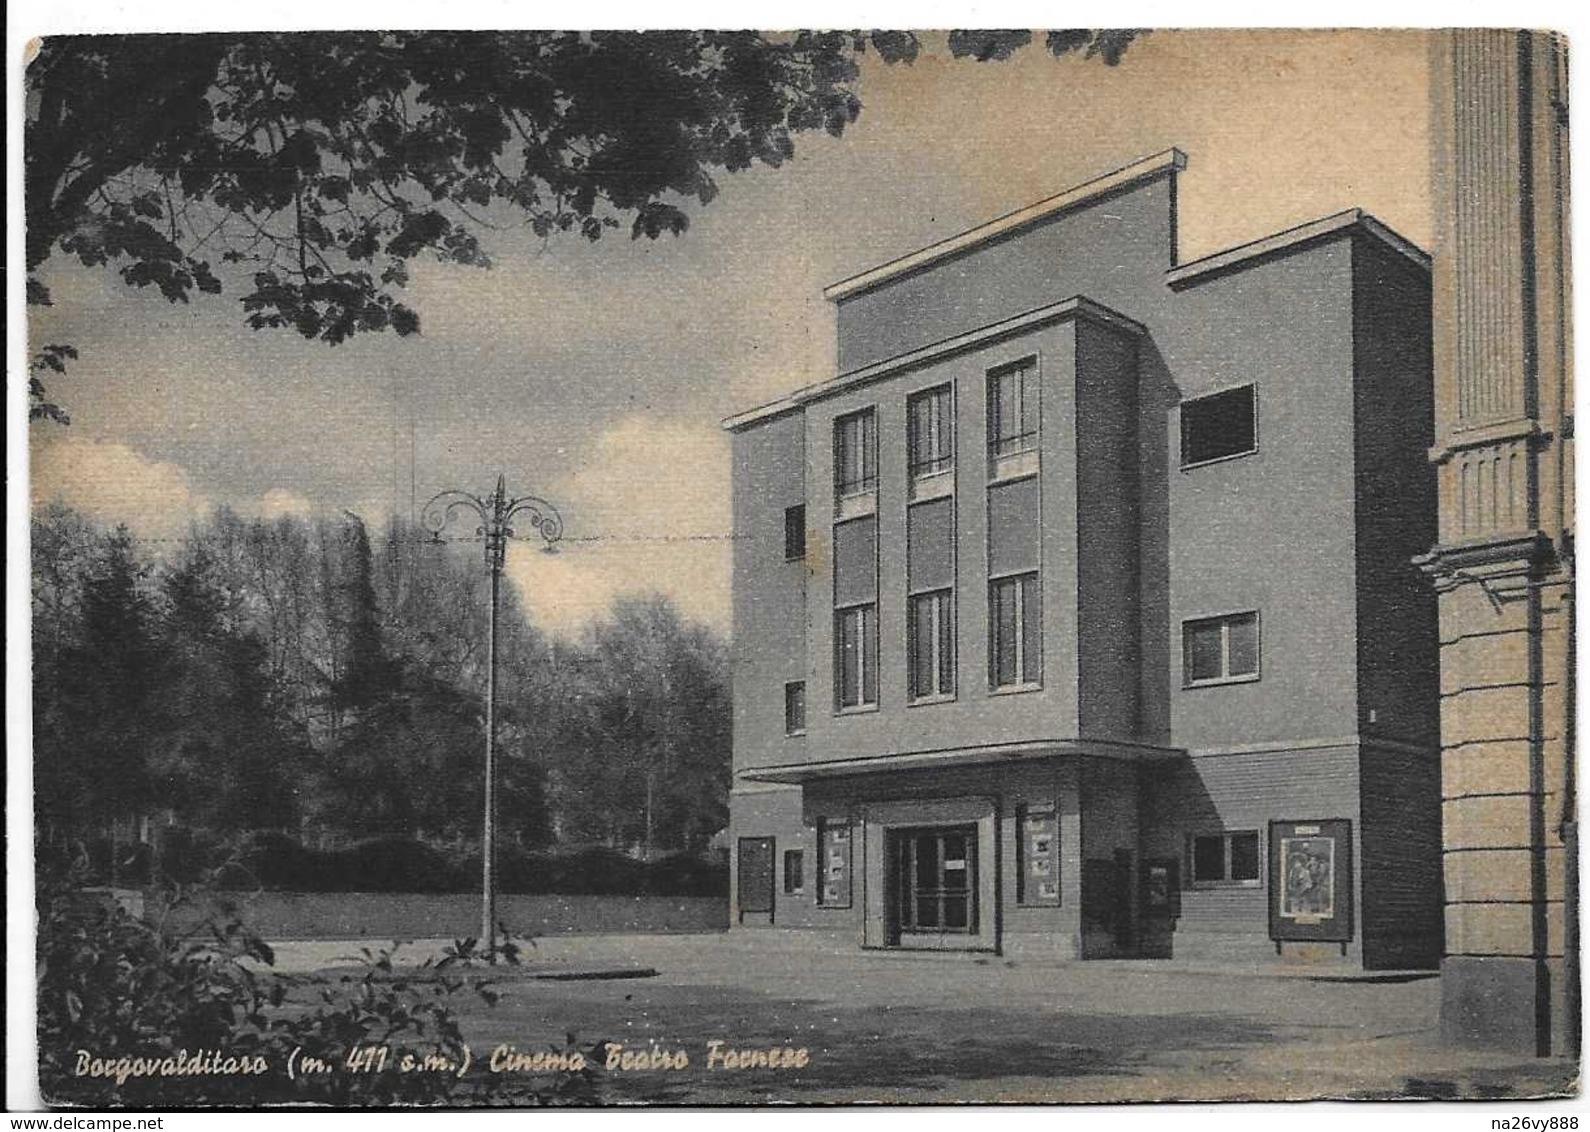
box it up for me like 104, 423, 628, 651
835, 604, 878, 709
987, 361, 1039, 478
834, 409, 878, 502
1182, 611, 1260, 686
908, 589, 955, 701
783, 849, 805, 894
908, 385, 954, 487
990, 572, 1042, 689
784, 681, 806, 735
1190, 830, 1261, 885
784, 504, 806, 560
1181, 385, 1257, 467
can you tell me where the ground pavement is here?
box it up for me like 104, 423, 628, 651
268, 931, 1581, 1105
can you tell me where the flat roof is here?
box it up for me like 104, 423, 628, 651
1166, 208, 1430, 288
721, 295, 1144, 433
724, 193, 1431, 435
822, 148, 1187, 303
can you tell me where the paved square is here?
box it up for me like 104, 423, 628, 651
273, 932, 1578, 1104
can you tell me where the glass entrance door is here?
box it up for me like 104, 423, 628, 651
891, 825, 977, 936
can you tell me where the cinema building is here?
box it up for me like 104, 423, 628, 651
723, 150, 1442, 968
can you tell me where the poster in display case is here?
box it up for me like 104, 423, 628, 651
1018, 802, 1061, 906
1268, 819, 1353, 942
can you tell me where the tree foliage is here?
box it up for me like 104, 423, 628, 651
37, 873, 601, 1105
31, 504, 730, 868
547, 596, 731, 854
25, 29, 1141, 419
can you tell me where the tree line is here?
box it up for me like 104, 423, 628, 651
31, 502, 730, 879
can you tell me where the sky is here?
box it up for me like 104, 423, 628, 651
25, 29, 1434, 638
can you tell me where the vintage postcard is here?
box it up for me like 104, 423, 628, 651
10, 21, 1582, 1114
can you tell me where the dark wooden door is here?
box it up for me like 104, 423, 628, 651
737, 836, 775, 920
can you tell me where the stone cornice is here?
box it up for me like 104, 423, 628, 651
1415, 530, 1559, 579
1429, 419, 1550, 464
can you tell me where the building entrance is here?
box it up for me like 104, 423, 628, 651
889, 825, 977, 941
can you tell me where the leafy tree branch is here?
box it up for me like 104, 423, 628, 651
25, 30, 1142, 420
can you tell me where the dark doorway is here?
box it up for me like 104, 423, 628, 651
889, 825, 977, 941
1081, 850, 1137, 957
1113, 848, 1136, 953
738, 836, 774, 923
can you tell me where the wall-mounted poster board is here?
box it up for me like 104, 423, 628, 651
1141, 857, 1180, 916
1017, 802, 1061, 906
1268, 819, 1353, 942
819, 820, 852, 908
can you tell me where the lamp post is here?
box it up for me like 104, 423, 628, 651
423, 474, 562, 961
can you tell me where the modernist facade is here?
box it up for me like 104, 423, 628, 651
724, 150, 1442, 967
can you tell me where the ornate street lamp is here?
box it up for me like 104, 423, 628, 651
423, 474, 562, 961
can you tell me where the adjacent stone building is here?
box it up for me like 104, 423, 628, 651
1423, 29, 1576, 1056
724, 149, 1443, 967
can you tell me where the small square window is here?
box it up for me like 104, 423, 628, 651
1182, 611, 1260, 686
1190, 830, 1262, 886
1229, 831, 1260, 882
1181, 385, 1257, 467
784, 681, 806, 735
784, 504, 806, 560
1193, 835, 1226, 882
783, 849, 805, 894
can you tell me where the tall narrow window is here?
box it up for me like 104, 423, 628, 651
783, 504, 806, 560
908, 385, 954, 492
907, 589, 956, 700
834, 409, 878, 505
990, 572, 1042, 689
783, 849, 805, 894
1182, 611, 1260, 686
835, 604, 877, 709
784, 681, 806, 735
988, 360, 1039, 478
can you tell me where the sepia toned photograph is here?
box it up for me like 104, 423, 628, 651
10, 19, 1581, 1112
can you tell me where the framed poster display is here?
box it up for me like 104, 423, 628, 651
819, 819, 853, 908
1017, 802, 1061, 906
1267, 819, 1353, 942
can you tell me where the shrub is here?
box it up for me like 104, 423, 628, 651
536, 847, 647, 896
156, 831, 730, 897
644, 853, 729, 898
322, 837, 463, 893
494, 847, 555, 894
36, 873, 601, 1108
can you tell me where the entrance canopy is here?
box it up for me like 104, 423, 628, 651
737, 737, 1185, 785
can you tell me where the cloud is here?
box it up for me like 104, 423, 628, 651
503, 414, 732, 637
30, 435, 210, 541
257, 488, 315, 520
